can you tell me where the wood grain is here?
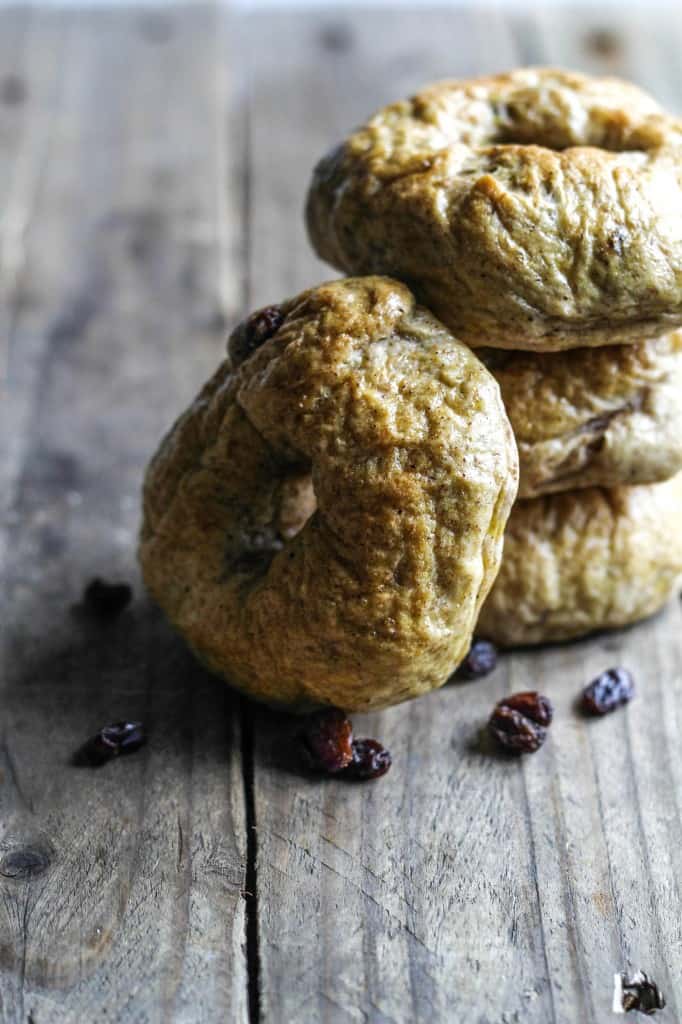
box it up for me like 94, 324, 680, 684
2, 5, 682, 1024
0, 7, 248, 1023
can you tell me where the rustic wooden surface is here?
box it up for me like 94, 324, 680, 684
2, 4, 682, 1023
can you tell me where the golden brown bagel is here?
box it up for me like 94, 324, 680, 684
140, 277, 518, 711
480, 331, 682, 498
477, 474, 682, 646
307, 68, 682, 352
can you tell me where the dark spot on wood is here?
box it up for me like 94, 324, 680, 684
0, 74, 26, 105
0, 844, 52, 880
127, 208, 164, 262
319, 22, 353, 52
204, 308, 228, 334
26, 449, 81, 491
39, 521, 67, 560
584, 28, 622, 58
49, 293, 100, 346
137, 11, 174, 44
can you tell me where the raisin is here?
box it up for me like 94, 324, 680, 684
455, 639, 498, 680
502, 691, 553, 726
618, 971, 665, 1015
83, 578, 132, 618
488, 691, 553, 754
581, 667, 634, 715
344, 738, 392, 780
74, 721, 146, 767
300, 709, 353, 774
228, 304, 284, 366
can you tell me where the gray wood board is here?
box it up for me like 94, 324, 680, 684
1, 4, 682, 1024
0, 7, 248, 1024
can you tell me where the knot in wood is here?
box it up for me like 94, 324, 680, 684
0, 844, 52, 880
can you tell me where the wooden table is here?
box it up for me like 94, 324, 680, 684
2, 4, 682, 1021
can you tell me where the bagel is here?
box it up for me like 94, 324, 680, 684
139, 277, 518, 711
306, 68, 682, 352
480, 331, 682, 498
477, 473, 682, 646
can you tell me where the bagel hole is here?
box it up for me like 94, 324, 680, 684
277, 471, 317, 540
226, 473, 317, 579
227, 531, 284, 576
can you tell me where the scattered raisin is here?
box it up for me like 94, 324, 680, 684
581, 667, 634, 716
300, 709, 353, 774
83, 578, 132, 618
455, 639, 498, 680
618, 971, 665, 1015
488, 691, 553, 754
502, 691, 553, 727
73, 721, 146, 766
228, 304, 284, 366
344, 738, 392, 780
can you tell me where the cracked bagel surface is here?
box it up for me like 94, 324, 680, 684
481, 331, 682, 498
477, 473, 682, 646
139, 277, 518, 711
307, 67, 682, 352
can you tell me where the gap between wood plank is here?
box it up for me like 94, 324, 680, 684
241, 699, 261, 1024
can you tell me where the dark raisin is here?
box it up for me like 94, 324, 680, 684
344, 738, 392, 780
228, 304, 284, 367
454, 639, 498, 681
488, 691, 553, 754
581, 667, 634, 715
83, 578, 132, 618
300, 709, 353, 774
619, 971, 665, 1015
73, 721, 146, 767
502, 691, 553, 726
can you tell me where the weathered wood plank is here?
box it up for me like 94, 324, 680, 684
0, 7, 248, 1023
246, 8, 682, 1024
3, 5, 682, 1023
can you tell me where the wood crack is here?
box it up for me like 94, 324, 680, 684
241, 699, 261, 1024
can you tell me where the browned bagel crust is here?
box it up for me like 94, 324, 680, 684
139, 277, 518, 711
477, 474, 682, 646
481, 331, 682, 497
307, 68, 682, 352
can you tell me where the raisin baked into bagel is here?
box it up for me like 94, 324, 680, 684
481, 331, 682, 498
307, 68, 682, 352
477, 473, 682, 646
140, 277, 518, 711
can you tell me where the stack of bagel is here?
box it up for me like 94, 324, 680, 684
306, 67, 682, 648
140, 67, 682, 716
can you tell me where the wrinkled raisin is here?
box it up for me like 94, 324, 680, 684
618, 971, 665, 1015
344, 738, 392, 780
488, 691, 553, 754
83, 578, 132, 618
228, 304, 284, 366
502, 691, 553, 727
74, 721, 146, 766
455, 639, 497, 680
581, 667, 634, 715
300, 709, 353, 774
